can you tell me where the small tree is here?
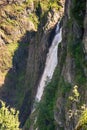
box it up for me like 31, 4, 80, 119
0, 100, 20, 130
75, 109, 87, 130
69, 85, 79, 102
68, 85, 87, 130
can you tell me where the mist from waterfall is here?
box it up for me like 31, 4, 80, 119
35, 22, 62, 102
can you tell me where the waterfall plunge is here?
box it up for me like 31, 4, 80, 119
35, 23, 62, 102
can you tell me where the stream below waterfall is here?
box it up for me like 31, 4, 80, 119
35, 22, 62, 102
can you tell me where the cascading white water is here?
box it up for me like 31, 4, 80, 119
35, 22, 62, 102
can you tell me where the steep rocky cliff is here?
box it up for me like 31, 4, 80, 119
0, 0, 38, 111
33, 0, 87, 130
0, 0, 64, 129
0, 0, 87, 130
19, 1, 64, 127
54, 0, 87, 130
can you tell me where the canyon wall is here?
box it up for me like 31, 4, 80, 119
0, 0, 87, 130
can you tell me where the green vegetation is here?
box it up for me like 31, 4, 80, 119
68, 86, 87, 130
15, 71, 26, 108
0, 0, 62, 112
0, 100, 20, 130
76, 109, 87, 130
67, 36, 86, 85
69, 85, 79, 102
0, 40, 28, 109
67, 31, 86, 85
0, 43, 18, 75
7, 43, 18, 55
32, 44, 68, 130
66, 0, 86, 85
71, 42, 86, 84
1, 1, 87, 130
24, 118, 31, 130
6, 41, 29, 108
29, 0, 61, 28
36, 68, 71, 130
34, 1, 86, 130
68, 85, 80, 112
36, 72, 59, 130
26, 0, 34, 4
71, 0, 86, 27
28, 13, 39, 30
40, 0, 61, 11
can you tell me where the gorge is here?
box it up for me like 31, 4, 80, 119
0, 0, 87, 130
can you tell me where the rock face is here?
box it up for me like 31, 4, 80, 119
0, 0, 87, 130
54, 0, 87, 130
0, 0, 65, 129
28, 1, 87, 130
0, 1, 36, 107
19, 2, 65, 127
0, 2, 35, 46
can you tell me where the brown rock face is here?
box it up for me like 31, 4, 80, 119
0, 1, 35, 48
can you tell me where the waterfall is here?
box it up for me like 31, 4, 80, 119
35, 22, 62, 102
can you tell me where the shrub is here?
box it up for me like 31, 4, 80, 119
0, 100, 20, 130
75, 109, 87, 130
